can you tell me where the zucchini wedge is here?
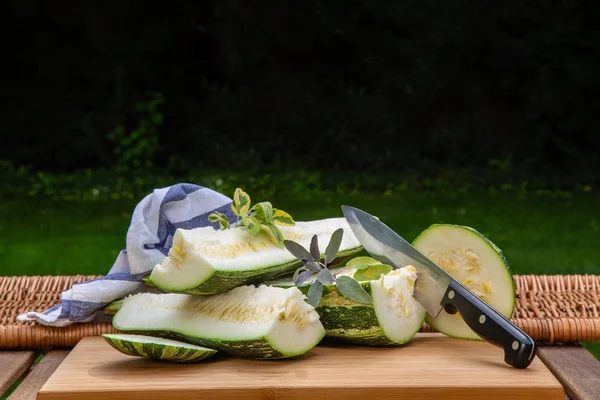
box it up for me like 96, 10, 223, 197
110, 284, 326, 359
267, 265, 426, 346
149, 217, 362, 295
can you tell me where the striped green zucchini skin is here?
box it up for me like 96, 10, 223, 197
296, 272, 426, 347
110, 330, 294, 360
102, 334, 217, 363
315, 304, 400, 346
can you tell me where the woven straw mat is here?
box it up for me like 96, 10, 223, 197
1, 274, 599, 349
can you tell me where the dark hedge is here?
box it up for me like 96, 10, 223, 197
3, 1, 599, 178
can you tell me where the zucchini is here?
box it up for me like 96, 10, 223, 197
412, 224, 515, 340
149, 217, 362, 295
110, 284, 326, 359
267, 265, 426, 346
102, 334, 217, 363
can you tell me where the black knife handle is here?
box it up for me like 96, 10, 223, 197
441, 280, 537, 369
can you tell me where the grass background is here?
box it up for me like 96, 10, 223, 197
1, 188, 599, 358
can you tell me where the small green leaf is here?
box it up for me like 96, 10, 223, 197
242, 215, 261, 234
317, 268, 334, 284
307, 280, 323, 307
325, 228, 344, 264
217, 216, 230, 230
336, 276, 371, 304
232, 188, 251, 216
284, 240, 313, 262
272, 209, 295, 226
353, 264, 393, 281
267, 224, 285, 247
346, 256, 382, 270
251, 201, 273, 223
208, 211, 230, 230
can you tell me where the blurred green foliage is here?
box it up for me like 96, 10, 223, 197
0, 160, 595, 203
106, 92, 165, 174
3, 1, 599, 179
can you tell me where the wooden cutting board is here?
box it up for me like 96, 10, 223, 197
38, 333, 564, 400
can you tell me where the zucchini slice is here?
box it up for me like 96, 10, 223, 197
111, 284, 326, 359
267, 265, 426, 346
149, 217, 362, 295
412, 224, 515, 340
102, 334, 217, 363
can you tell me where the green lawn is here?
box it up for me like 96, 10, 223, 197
1, 188, 599, 357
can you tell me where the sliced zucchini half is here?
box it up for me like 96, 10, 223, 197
111, 284, 326, 359
149, 217, 362, 295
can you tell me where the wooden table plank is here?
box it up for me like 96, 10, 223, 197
0, 351, 37, 397
538, 346, 600, 400
7, 351, 70, 400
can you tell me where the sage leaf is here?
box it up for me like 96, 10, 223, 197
292, 267, 307, 284
267, 224, 285, 247
317, 268, 334, 284
232, 188, 251, 216
305, 260, 322, 272
284, 240, 313, 262
296, 270, 315, 286
251, 201, 273, 223
325, 228, 344, 264
307, 280, 323, 307
272, 209, 295, 226
242, 215, 261, 234
346, 256, 382, 270
336, 276, 371, 304
353, 264, 393, 281
310, 235, 320, 262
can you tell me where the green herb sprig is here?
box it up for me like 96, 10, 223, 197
208, 188, 295, 247
284, 229, 377, 307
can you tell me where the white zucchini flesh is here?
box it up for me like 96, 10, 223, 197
149, 217, 362, 295
412, 224, 515, 340
370, 266, 427, 344
111, 285, 326, 359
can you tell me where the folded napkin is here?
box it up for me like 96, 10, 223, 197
17, 183, 235, 327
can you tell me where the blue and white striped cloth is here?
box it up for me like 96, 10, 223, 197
17, 183, 235, 327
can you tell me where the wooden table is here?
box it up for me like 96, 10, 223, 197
0, 344, 598, 400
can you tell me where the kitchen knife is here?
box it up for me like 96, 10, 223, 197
341, 205, 537, 369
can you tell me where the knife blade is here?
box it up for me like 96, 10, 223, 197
341, 205, 537, 369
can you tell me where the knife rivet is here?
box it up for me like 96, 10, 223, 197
512, 341, 519, 350
448, 290, 455, 299
479, 315, 486, 324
